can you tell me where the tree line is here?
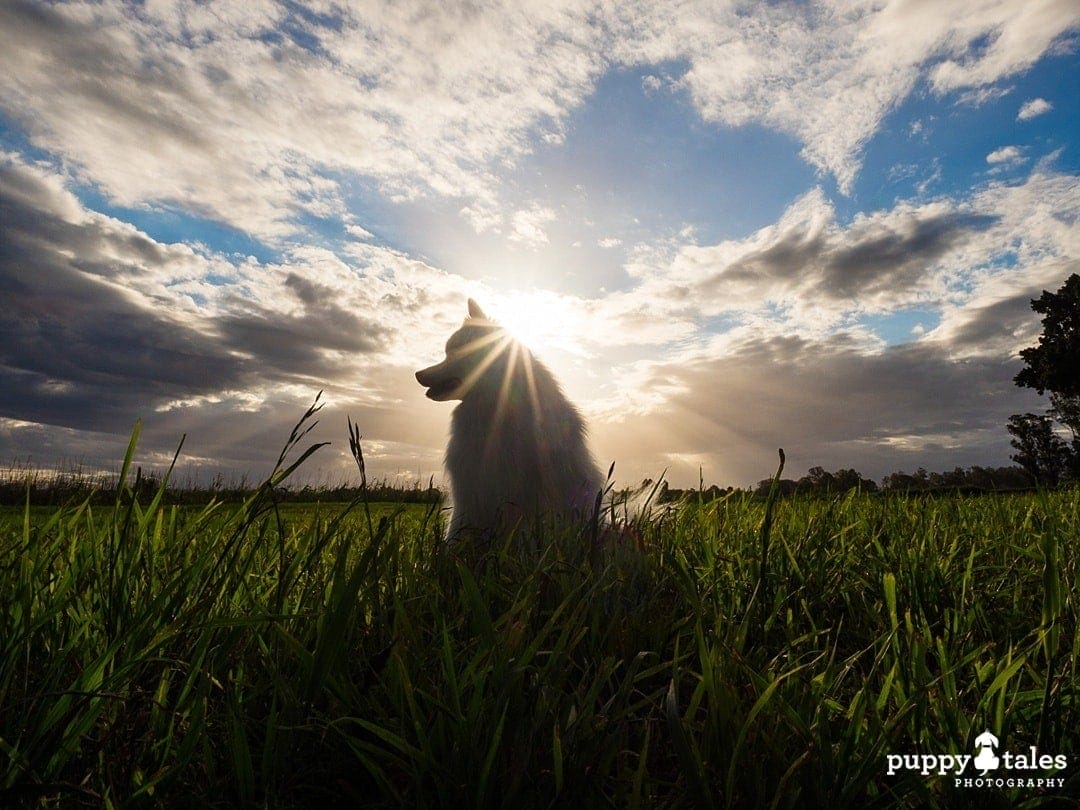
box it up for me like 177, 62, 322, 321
0, 468, 442, 507
644, 463, 1037, 503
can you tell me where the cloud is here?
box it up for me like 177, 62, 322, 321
641, 74, 663, 95
2, 152, 1078, 488
0, 0, 604, 238
987, 145, 1024, 164
587, 332, 1046, 486
345, 223, 375, 240
0, 153, 473, 478
608, 0, 1079, 192
629, 190, 978, 327
508, 204, 557, 248
924, 256, 1080, 357
1018, 97, 1053, 120
0, 159, 244, 430
927, 0, 1079, 93
614, 166, 1080, 344
1, 0, 1075, 243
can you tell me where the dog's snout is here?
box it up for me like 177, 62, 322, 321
416, 365, 437, 386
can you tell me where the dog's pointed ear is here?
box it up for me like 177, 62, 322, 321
467, 298, 487, 320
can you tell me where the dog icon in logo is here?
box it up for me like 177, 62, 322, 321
973, 730, 1000, 773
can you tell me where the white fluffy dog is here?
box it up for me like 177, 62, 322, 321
416, 299, 604, 542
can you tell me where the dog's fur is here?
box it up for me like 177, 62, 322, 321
416, 299, 604, 541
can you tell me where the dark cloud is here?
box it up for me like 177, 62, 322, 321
0, 158, 390, 438
931, 261, 1080, 354
718, 228, 827, 286
694, 204, 999, 307
0, 389, 447, 488
821, 213, 997, 298
591, 333, 1044, 486
0, 167, 246, 432
215, 272, 391, 376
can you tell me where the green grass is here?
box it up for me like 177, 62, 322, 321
0, 415, 1077, 807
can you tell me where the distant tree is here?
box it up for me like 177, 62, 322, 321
754, 478, 799, 498
777, 466, 879, 495
881, 471, 924, 491
803, 466, 834, 491
1007, 413, 1068, 486
880, 465, 1033, 492
833, 468, 878, 492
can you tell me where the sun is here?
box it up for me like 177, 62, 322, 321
485, 289, 583, 358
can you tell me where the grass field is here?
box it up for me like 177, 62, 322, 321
0, 421, 1077, 807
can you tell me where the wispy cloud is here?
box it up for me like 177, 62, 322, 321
0, 0, 603, 239
1, 0, 1075, 243
609, 0, 1079, 192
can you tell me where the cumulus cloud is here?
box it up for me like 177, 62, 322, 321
613, 168, 1079, 342
626, 191, 966, 327
987, 145, 1024, 164
1017, 97, 1053, 120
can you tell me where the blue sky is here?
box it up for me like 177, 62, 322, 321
1, 0, 1078, 487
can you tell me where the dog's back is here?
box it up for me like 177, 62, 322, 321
416, 300, 603, 541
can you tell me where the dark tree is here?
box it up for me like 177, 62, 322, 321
1014, 274, 1080, 397
1009, 274, 1080, 482
1049, 391, 1080, 442
1050, 392, 1080, 479
880, 466, 1032, 491
1007, 413, 1068, 486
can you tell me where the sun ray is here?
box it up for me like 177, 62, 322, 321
458, 331, 513, 397
491, 340, 519, 434
452, 327, 506, 359
521, 341, 541, 426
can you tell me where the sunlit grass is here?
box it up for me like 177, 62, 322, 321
0, 405, 1076, 807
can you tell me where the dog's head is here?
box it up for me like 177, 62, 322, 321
415, 299, 509, 401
